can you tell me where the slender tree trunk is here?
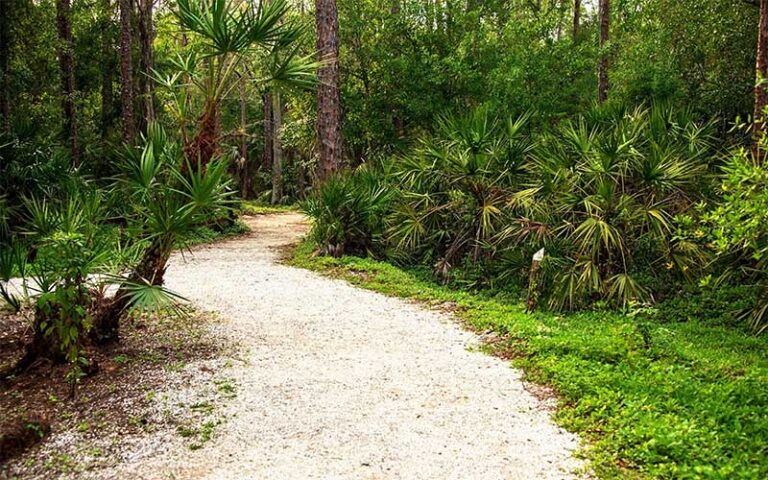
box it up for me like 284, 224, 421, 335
239, 76, 251, 199
55, 0, 80, 166
119, 0, 135, 143
315, 0, 343, 183
597, 0, 610, 104
100, 0, 115, 138
0, 0, 10, 133
137, 0, 155, 125
297, 161, 307, 199
754, 0, 768, 160
263, 91, 274, 184
271, 92, 283, 205
573, 0, 581, 41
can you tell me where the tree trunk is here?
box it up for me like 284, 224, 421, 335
271, 92, 283, 205
0, 0, 10, 133
100, 0, 115, 138
315, 0, 343, 183
297, 161, 307, 199
263, 91, 274, 184
754, 0, 768, 160
183, 100, 220, 169
573, 0, 581, 41
119, 0, 135, 144
91, 236, 171, 344
2, 311, 67, 379
137, 0, 155, 125
55, 0, 80, 167
597, 0, 610, 104
239, 76, 251, 199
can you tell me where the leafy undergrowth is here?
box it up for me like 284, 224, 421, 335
239, 201, 298, 216
182, 218, 251, 247
289, 241, 768, 480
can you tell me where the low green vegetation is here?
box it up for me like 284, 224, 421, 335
0, 125, 233, 388
183, 221, 251, 247
239, 201, 298, 217
0, 0, 312, 391
301, 104, 768, 332
290, 241, 768, 479
2, 0, 768, 475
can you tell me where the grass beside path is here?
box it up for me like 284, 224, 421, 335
288, 241, 768, 480
240, 201, 298, 216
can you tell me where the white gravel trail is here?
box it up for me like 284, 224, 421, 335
113, 213, 584, 480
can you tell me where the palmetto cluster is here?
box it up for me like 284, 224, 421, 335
305, 104, 716, 311
0, 125, 232, 383
525, 105, 713, 310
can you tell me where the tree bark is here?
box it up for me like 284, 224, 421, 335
0, 0, 10, 133
239, 76, 251, 199
573, 0, 581, 41
55, 0, 80, 166
137, 0, 155, 125
754, 0, 768, 159
271, 92, 283, 205
263, 91, 274, 182
91, 236, 172, 344
597, 0, 610, 104
315, 0, 343, 183
183, 99, 220, 169
100, 0, 115, 138
119, 0, 135, 144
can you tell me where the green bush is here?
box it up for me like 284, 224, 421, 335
1, 125, 234, 382
704, 146, 768, 333
386, 108, 533, 277
528, 104, 715, 310
301, 166, 393, 257
306, 104, 727, 316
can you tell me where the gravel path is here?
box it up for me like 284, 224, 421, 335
112, 213, 583, 480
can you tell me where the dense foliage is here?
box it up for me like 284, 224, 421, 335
0, 0, 310, 388
3, 0, 768, 477
304, 105, 729, 314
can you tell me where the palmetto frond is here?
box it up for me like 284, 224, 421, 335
176, 0, 291, 56
121, 278, 189, 316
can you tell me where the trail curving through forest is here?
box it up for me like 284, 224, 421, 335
108, 213, 583, 480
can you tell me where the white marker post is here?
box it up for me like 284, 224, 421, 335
526, 248, 545, 312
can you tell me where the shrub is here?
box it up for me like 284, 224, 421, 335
1, 125, 233, 385
704, 147, 768, 333
526, 104, 715, 310
90, 124, 234, 342
307, 104, 723, 315
0, 186, 145, 387
302, 166, 393, 257
386, 108, 534, 279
